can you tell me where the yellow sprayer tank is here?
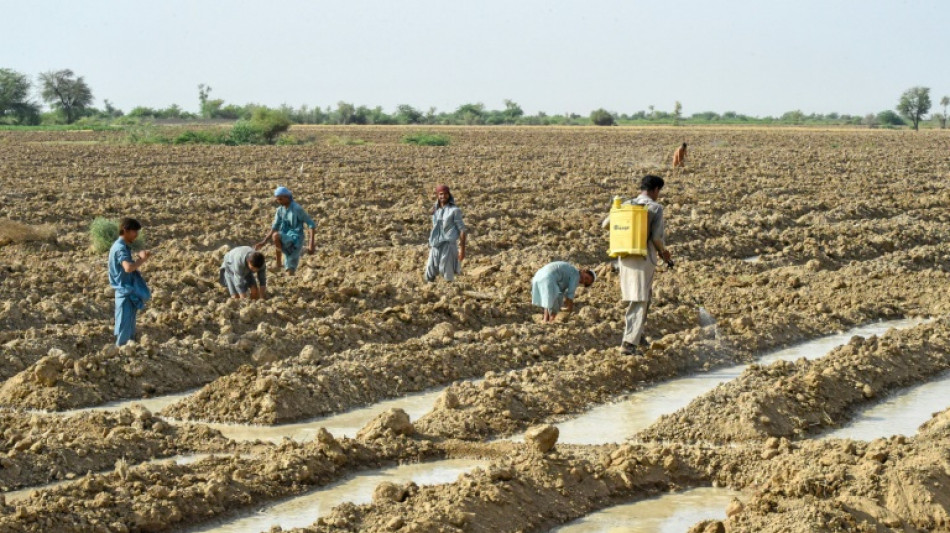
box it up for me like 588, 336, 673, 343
608, 196, 649, 258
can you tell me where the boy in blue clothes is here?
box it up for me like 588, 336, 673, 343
256, 186, 316, 275
108, 218, 151, 346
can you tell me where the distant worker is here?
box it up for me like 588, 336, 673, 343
617, 175, 672, 355
672, 143, 687, 168
219, 246, 267, 300
425, 184, 467, 282
108, 218, 151, 346
255, 186, 316, 275
531, 261, 596, 323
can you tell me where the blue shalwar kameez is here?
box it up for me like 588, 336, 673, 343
108, 238, 151, 346
531, 261, 581, 313
271, 201, 316, 271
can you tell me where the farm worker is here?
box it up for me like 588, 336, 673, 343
617, 175, 672, 355
255, 186, 316, 275
424, 184, 467, 282
108, 218, 151, 346
672, 143, 687, 168
219, 246, 267, 300
531, 262, 596, 323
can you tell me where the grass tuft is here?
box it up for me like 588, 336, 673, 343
90, 218, 146, 253
0, 219, 56, 247
401, 132, 450, 146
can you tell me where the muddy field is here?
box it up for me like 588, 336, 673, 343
0, 126, 949, 532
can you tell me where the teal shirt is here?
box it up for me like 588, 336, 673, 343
271, 201, 316, 243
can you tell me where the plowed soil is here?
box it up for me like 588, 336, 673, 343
1, 126, 949, 532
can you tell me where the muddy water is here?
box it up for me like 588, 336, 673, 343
741, 255, 760, 263
822, 370, 950, 442
552, 487, 739, 532
60, 388, 201, 416
203, 387, 444, 443
191, 459, 488, 533
555, 318, 923, 445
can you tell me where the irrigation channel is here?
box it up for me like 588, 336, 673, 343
821, 368, 950, 442
553, 487, 741, 533
553, 317, 925, 445
37, 317, 946, 532
190, 459, 488, 533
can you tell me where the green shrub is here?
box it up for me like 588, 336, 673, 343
90, 217, 146, 253
590, 109, 616, 126
401, 132, 450, 146
229, 108, 292, 145
173, 129, 228, 144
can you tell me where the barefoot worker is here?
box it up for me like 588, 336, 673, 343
108, 218, 151, 346
219, 246, 267, 300
424, 184, 467, 282
255, 186, 316, 275
617, 175, 672, 355
531, 261, 596, 323
672, 142, 687, 168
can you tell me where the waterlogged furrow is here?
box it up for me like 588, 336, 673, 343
162, 305, 696, 425
0, 431, 436, 532
640, 317, 950, 443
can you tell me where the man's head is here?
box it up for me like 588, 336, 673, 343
435, 184, 451, 205
274, 186, 293, 207
580, 268, 596, 287
118, 218, 142, 242
640, 175, 665, 200
681, 142, 687, 149
247, 251, 265, 272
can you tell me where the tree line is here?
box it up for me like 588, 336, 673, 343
1, 67, 947, 130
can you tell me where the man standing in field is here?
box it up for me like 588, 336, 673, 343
617, 175, 672, 355
256, 186, 316, 275
108, 218, 151, 346
531, 261, 596, 323
672, 143, 687, 168
425, 184, 467, 282
219, 246, 267, 299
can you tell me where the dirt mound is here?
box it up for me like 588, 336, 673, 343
641, 317, 950, 443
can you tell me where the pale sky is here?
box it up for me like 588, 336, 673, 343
4, 0, 949, 117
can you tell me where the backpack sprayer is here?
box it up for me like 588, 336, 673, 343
607, 196, 674, 268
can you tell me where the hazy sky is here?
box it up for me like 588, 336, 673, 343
5, 0, 949, 117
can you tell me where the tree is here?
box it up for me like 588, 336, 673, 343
862, 113, 878, 128
940, 96, 949, 129
39, 69, 93, 124
590, 108, 615, 126
501, 99, 524, 124
672, 101, 683, 126
0, 68, 40, 124
896, 86, 931, 131
198, 84, 212, 118
395, 104, 423, 124
455, 103, 485, 125
876, 110, 905, 126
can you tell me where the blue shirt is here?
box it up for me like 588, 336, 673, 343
533, 261, 581, 300
271, 201, 316, 241
108, 238, 135, 295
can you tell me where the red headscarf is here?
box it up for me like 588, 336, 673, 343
435, 184, 450, 195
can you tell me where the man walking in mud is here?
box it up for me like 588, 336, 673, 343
424, 184, 467, 282
617, 175, 672, 355
672, 142, 687, 168
255, 186, 316, 275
